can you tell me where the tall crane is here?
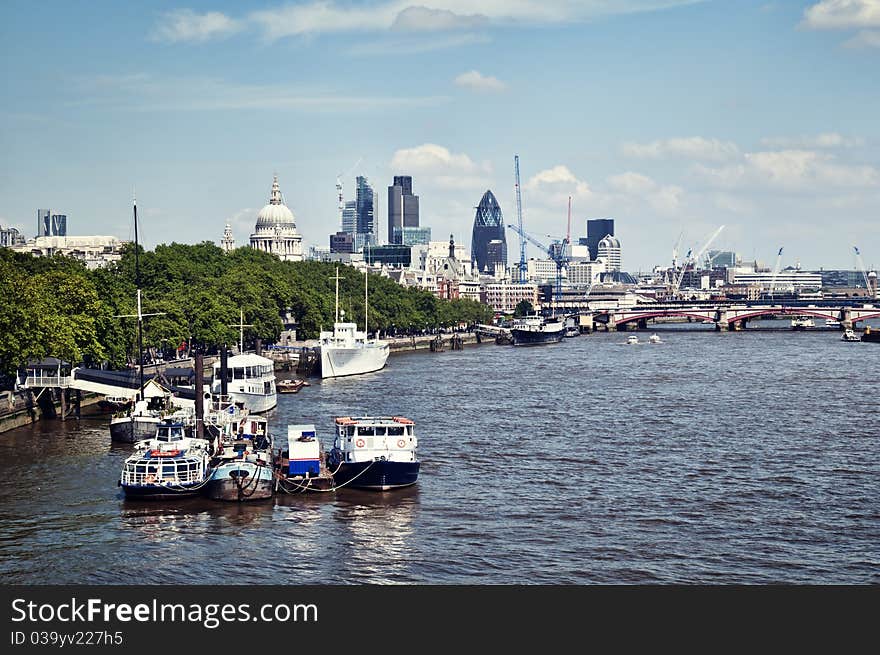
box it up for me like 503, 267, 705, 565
853, 246, 871, 292
673, 225, 725, 297
769, 247, 784, 299
514, 155, 527, 284
507, 223, 569, 311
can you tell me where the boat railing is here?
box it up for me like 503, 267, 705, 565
121, 460, 205, 485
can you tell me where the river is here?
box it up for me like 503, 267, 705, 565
1, 325, 878, 584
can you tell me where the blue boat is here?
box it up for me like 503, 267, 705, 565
327, 416, 420, 491
205, 414, 274, 501
119, 420, 214, 500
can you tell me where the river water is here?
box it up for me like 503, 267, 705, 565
1, 325, 878, 584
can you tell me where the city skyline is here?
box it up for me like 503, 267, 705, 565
1, 1, 878, 271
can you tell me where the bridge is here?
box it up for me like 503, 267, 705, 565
593, 302, 880, 331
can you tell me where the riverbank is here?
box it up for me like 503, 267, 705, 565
0, 389, 103, 434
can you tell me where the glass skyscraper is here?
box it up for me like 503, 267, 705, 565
471, 190, 507, 274
388, 175, 420, 244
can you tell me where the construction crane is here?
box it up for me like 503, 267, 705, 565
673, 225, 725, 297
853, 246, 872, 294
506, 223, 569, 311
514, 155, 527, 284
769, 247, 784, 299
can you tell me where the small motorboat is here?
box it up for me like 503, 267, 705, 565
649, 334, 662, 344
277, 378, 307, 394
626, 335, 639, 345
841, 329, 860, 342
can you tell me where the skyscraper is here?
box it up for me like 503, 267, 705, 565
36, 209, 67, 237
341, 200, 356, 234
585, 218, 614, 260
471, 190, 507, 274
388, 175, 420, 244
355, 176, 374, 237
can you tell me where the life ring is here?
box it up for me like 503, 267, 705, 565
355, 438, 365, 448
397, 439, 406, 448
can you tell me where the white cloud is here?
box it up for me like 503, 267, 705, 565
245, 1, 702, 40
621, 136, 740, 161
151, 9, 242, 43
390, 143, 491, 189
347, 32, 491, 55
454, 70, 506, 92
606, 171, 657, 194
802, 0, 880, 30
760, 132, 865, 148
392, 7, 488, 31
695, 149, 880, 191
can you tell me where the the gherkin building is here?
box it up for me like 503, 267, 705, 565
471, 190, 507, 274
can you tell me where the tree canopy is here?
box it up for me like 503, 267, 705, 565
0, 245, 493, 377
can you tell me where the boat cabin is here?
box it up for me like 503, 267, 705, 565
287, 424, 321, 476
333, 416, 417, 464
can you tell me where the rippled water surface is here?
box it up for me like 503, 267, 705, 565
1, 327, 878, 584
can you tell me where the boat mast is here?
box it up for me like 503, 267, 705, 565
332, 266, 342, 324
134, 194, 144, 401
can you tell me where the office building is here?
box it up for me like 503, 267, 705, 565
471, 190, 507, 274
585, 218, 614, 260
388, 175, 420, 244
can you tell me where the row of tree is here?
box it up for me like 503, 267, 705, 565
0, 244, 493, 379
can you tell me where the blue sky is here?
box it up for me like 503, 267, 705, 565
1, 0, 878, 271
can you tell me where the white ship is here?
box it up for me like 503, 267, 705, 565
320, 267, 389, 379
211, 353, 277, 413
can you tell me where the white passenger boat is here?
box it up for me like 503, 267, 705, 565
211, 353, 277, 413
119, 420, 215, 499
649, 334, 662, 344
320, 267, 389, 379
626, 335, 639, 345
790, 316, 815, 330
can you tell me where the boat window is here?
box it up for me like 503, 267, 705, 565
346, 426, 355, 437
407, 426, 413, 436
233, 368, 243, 380
358, 426, 375, 436
162, 466, 175, 477
147, 464, 159, 474
136, 464, 147, 474
375, 427, 387, 436
388, 426, 404, 436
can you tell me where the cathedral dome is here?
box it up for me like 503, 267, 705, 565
255, 175, 297, 232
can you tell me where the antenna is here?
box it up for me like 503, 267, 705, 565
566, 196, 572, 244
228, 309, 254, 354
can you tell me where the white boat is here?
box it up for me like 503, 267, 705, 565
320, 267, 389, 379
327, 416, 420, 490
119, 419, 215, 500
626, 335, 639, 345
211, 353, 277, 413
824, 318, 842, 329
649, 334, 662, 344
841, 329, 860, 342
791, 316, 815, 330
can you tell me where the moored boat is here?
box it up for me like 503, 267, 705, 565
791, 316, 815, 330
277, 378, 307, 394
320, 267, 389, 378
205, 414, 274, 501
862, 326, 880, 343
510, 315, 565, 346
327, 416, 420, 491
119, 420, 215, 499
210, 353, 277, 413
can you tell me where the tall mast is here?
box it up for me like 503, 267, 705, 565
332, 266, 342, 324
134, 194, 144, 400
